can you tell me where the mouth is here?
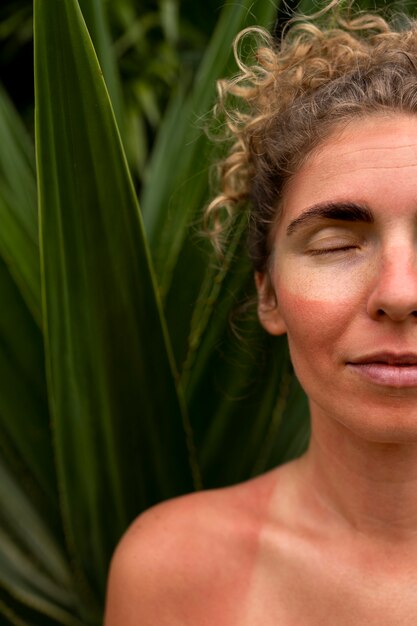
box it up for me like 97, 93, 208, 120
347, 353, 417, 387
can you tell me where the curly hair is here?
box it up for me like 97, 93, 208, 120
205, 4, 417, 272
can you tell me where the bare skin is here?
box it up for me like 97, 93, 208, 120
105, 114, 417, 625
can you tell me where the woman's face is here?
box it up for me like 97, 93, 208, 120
257, 113, 417, 442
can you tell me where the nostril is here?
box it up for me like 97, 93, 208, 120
373, 308, 417, 319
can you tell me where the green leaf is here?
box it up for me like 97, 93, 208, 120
0, 457, 79, 626
0, 255, 57, 513
78, 0, 124, 132
159, 0, 179, 45
0, 84, 41, 325
0, 101, 64, 616
34, 0, 196, 615
141, 0, 278, 294
141, 0, 279, 375
0, 584, 83, 626
141, 0, 309, 487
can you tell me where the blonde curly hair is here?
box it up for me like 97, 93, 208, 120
206, 3, 417, 272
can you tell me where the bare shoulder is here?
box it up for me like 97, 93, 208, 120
104, 470, 279, 626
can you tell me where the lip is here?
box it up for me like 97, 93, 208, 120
347, 353, 417, 387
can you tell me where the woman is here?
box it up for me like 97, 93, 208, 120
105, 4, 417, 624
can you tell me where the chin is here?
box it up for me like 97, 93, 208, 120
309, 394, 417, 445
350, 422, 417, 445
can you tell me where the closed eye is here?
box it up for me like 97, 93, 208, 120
309, 245, 359, 256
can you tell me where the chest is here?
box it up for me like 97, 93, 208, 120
237, 541, 417, 626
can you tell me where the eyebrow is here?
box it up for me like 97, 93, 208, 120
286, 201, 374, 236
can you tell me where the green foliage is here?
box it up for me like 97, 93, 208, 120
0, 0, 314, 622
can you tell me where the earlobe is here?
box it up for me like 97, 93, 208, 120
255, 271, 287, 336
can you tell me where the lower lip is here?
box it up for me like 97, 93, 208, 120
348, 363, 417, 387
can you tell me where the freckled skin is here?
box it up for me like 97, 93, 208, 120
106, 114, 417, 625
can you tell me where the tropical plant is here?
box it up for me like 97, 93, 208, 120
0, 0, 408, 622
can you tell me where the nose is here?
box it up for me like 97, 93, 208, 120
367, 245, 417, 322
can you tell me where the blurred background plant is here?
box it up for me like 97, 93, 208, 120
0, 0, 409, 623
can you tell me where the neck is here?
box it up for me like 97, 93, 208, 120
299, 409, 417, 543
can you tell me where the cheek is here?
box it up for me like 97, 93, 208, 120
278, 258, 370, 303
272, 255, 376, 379
276, 283, 359, 367
274, 255, 375, 338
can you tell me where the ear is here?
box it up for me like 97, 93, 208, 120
255, 271, 287, 336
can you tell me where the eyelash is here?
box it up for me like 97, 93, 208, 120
309, 245, 358, 256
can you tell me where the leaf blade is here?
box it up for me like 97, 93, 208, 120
0, 84, 41, 325
34, 0, 195, 610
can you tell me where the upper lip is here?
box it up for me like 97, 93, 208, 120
349, 352, 417, 365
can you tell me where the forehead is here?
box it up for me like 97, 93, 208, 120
280, 113, 417, 227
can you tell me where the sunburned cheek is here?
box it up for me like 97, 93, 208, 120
273, 261, 373, 361
276, 284, 357, 349
278, 290, 347, 389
